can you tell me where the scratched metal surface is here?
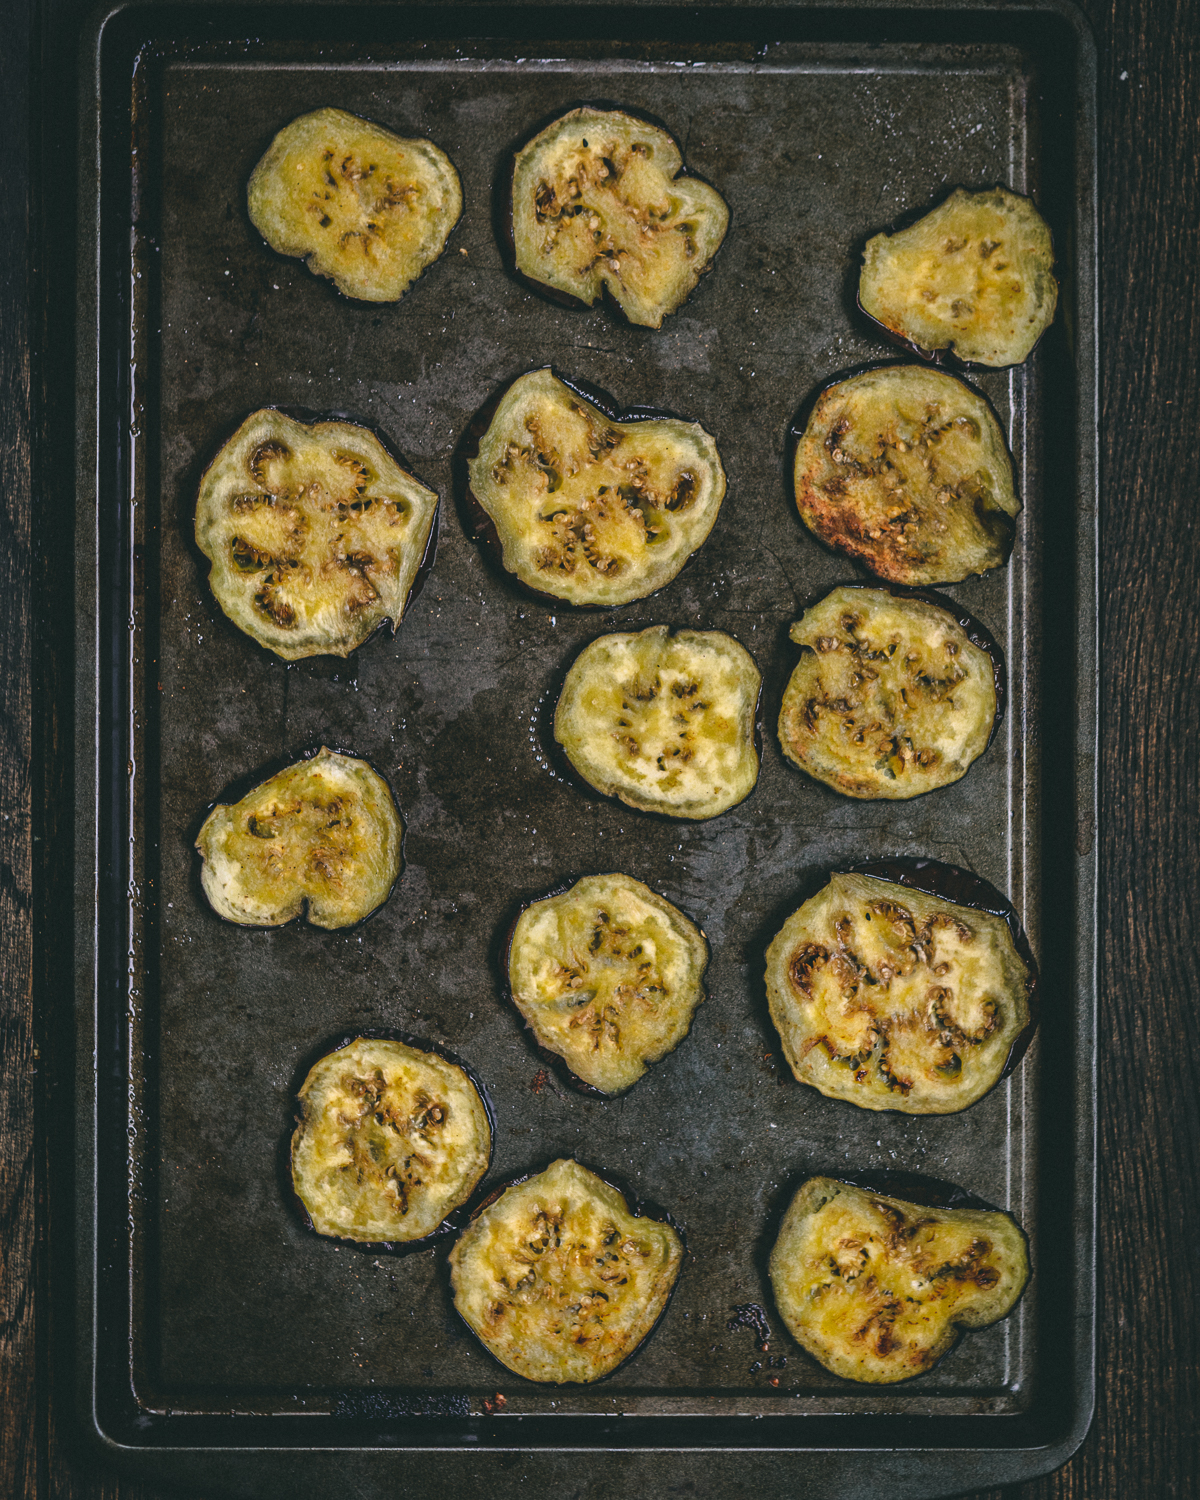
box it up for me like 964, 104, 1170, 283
133, 36, 1049, 1421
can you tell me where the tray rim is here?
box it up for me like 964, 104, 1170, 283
69, 0, 1098, 1490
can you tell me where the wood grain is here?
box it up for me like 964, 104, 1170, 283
4, 0, 1198, 1495
0, 0, 37, 1495
964, 0, 1200, 1494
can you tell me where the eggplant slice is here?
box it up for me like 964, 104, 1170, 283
859, 186, 1057, 368
510, 107, 729, 328
467, 369, 725, 607
196, 747, 403, 929
291, 1037, 491, 1244
765, 870, 1034, 1113
555, 625, 761, 819
247, 107, 462, 303
793, 366, 1019, 585
449, 1158, 683, 1383
778, 585, 1001, 799
195, 409, 438, 660
508, 873, 708, 1094
769, 1176, 1029, 1383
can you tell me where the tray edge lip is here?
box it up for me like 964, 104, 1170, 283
68, 0, 1100, 1477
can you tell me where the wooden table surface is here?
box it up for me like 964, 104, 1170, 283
2, 0, 1197, 1495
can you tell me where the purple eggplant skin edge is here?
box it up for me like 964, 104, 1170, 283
770, 1166, 1033, 1384
855, 291, 1054, 374
458, 364, 720, 612
190, 741, 406, 935
283, 1028, 497, 1258
450, 1156, 688, 1387
788, 578, 1008, 757
803, 1165, 1012, 1215
496, 99, 731, 327
845, 856, 1041, 1092
498, 874, 711, 1100
784, 361, 1022, 584
192, 403, 442, 659
851, 181, 1057, 373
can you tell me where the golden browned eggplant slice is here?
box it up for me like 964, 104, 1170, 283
449, 1158, 683, 1382
793, 366, 1019, 585
247, 107, 462, 302
778, 585, 1003, 799
769, 1176, 1029, 1383
509, 107, 729, 328
507, 874, 708, 1094
466, 369, 725, 607
196, 747, 402, 929
554, 625, 761, 819
859, 186, 1057, 368
195, 409, 438, 660
291, 1037, 492, 1245
765, 868, 1035, 1113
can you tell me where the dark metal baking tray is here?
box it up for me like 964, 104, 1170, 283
72, 1, 1097, 1494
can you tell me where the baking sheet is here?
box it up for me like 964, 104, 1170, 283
76, 3, 1096, 1492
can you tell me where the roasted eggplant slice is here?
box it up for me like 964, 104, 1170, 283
778, 584, 1003, 798
291, 1037, 491, 1245
507, 874, 707, 1093
765, 867, 1035, 1113
859, 187, 1057, 368
793, 366, 1019, 585
509, 107, 729, 328
554, 625, 761, 819
195, 408, 438, 660
247, 107, 462, 302
196, 747, 403, 929
466, 369, 725, 607
449, 1158, 683, 1382
769, 1176, 1029, 1383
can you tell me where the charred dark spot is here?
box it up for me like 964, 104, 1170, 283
825, 418, 850, 456
666, 471, 696, 512
254, 588, 296, 628
230, 536, 273, 572
727, 1302, 772, 1344
248, 439, 290, 484
789, 942, 829, 995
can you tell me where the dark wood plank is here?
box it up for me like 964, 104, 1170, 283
0, 0, 37, 1494
962, 0, 1200, 1496
6, 0, 1199, 1496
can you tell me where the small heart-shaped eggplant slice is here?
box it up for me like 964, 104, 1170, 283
859, 186, 1057, 369
793, 366, 1019, 586
510, 107, 729, 329
507, 873, 708, 1094
196, 409, 438, 660
769, 1175, 1029, 1383
196, 748, 402, 929
466, 369, 725, 607
248, 107, 462, 303
778, 584, 1003, 799
449, 1158, 683, 1383
554, 625, 761, 820
765, 868, 1035, 1114
291, 1037, 491, 1245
